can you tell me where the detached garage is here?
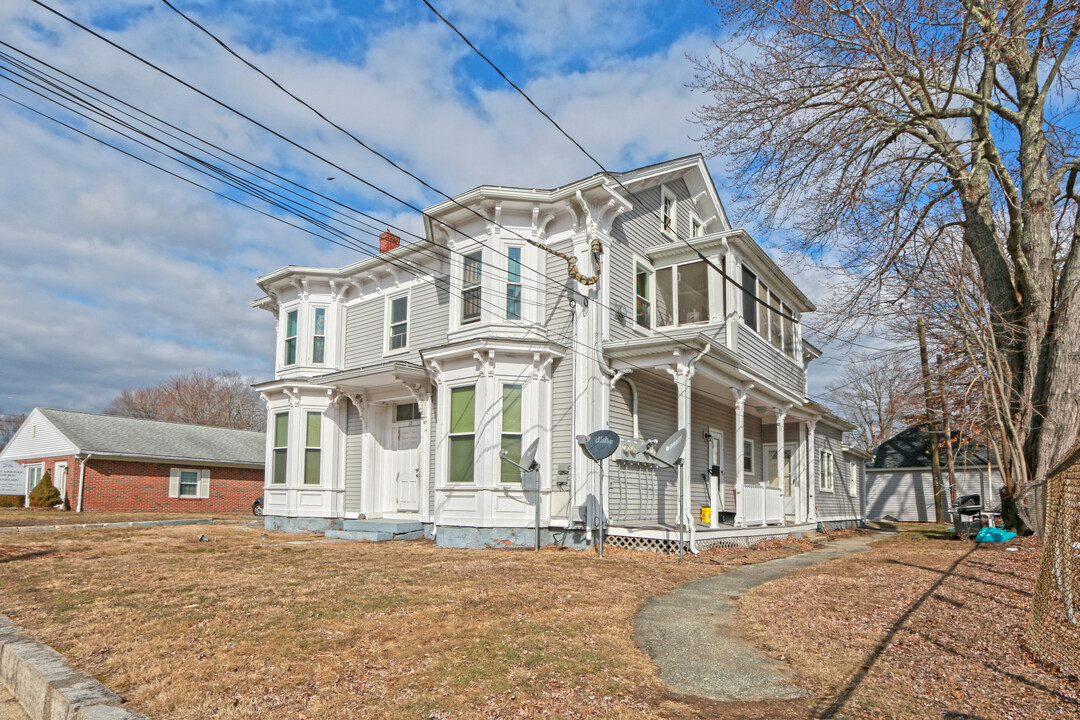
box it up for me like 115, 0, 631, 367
0, 408, 265, 513
864, 424, 1003, 522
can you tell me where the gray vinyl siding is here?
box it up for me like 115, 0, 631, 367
609, 371, 677, 523
864, 466, 1003, 522
345, 403, 363, 515
610, 379, 635, 440
547, 243, 576, 495
814, 425, 859, 521
736, 324, 805, 397
343, 276, 450, 369
689, 388, 736, 514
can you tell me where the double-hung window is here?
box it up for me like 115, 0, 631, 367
179, 470, 200, 497
741, 268, 758, 332
284, 310, 298, 365
304, 412, 321, 485
635, 264, 652, 329
661, 187, 676, 235
691, 213, 704, 238
449, 386, 476, 483
462, 252, 482, 323
312, 308, 326, 364
388, 295, 408, 351
849, 461, 858, 496
654, 261, 709, 327
743, 439, 755, 476
819, 451, 834, 491
506, 248, 522, 320
500, 385, 523, 484
272, 412, 288, 484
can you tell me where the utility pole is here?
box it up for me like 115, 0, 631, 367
936, 354, 958, 505
918, 319, 946, 523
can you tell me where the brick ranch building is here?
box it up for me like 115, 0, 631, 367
0, 408, 264, 513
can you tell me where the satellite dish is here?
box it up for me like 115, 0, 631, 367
649, 429, 687, 467
520, 438, 540, 471
577, 430, 621, 462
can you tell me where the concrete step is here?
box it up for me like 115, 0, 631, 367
325, 530, 395, 542
342, 519, 424, 534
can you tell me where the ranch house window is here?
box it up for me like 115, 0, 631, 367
388, 294, 409, 351
284, 309, 298, 365
655, 261, 709, 327
500, 384, 523, 484
304, 412, 322, 485
169, 468, 208, 499
635, 264, 652, 329
312, 307, 326, 364
661, 187, 676, 235
449, 386, 476, 483
506, 247, 522, 320
272, 412, 288, 484
462, 251, 482, 323
179, 470, 200, 497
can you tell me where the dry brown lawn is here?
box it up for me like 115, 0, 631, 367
0, 509, 252, 527
739, 525, 1080, 720
0, 524, 779, 720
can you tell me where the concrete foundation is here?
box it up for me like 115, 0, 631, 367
434, 525, 590, 550
263, 516, 342, 533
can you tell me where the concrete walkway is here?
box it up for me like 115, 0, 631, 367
634, 534, 883, 702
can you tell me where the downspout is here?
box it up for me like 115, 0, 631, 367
76, 453, 92, 513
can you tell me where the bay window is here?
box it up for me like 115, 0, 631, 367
449, 386, 476, 483
272, 412, 288, 484
312, 307, 326, 364
741, 268, 758, 332
284, 310, 298, 365
506, 248, 522, 320
500, 385, 523, 484
304, 412, 321, 485
635, 264, 652, 329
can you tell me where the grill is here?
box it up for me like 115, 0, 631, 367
950, 493, 983, 538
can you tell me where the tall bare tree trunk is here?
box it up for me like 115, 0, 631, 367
919, 319, 946, 523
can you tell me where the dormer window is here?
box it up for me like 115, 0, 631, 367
284, 309, 298, 366
462, 251, 482, 323
312, 307, 326, 364
661, 187, 676, 235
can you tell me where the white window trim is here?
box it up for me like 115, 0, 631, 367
706, 428, 724, 474
819, 451, 835, 492
661, 185, 677, 239
743, 438, 756, 478
447, 383, 477, 485
654, 259, 711, 329
690, 210, 704, 238
25, 463, 44, 494
311, 305, 327, 365
303, 411, 322, 486
740, 266, 800, 360
282, 305, 300, 367
459, 249, 484, 326
504, 245, 524, 322
848, 461, 858, 497
384, 289, 412, 356
633, 254, 654, 335
271, 411, 289, 485
498, 383, 524, 486
169, 468, 210, 499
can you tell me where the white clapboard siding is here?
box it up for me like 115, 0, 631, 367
0, 409, 79, 461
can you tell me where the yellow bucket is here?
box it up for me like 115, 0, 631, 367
700, 506, 711, 524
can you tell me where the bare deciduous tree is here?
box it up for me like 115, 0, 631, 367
104, 370, 265, 432
824, 353, 921, 451
0, 409, 28, 451
692, 0, 1080, 532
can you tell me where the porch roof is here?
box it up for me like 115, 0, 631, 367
603, 330, 737, 366
313, 362, 429, 394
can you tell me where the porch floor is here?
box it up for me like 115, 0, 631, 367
607, 519, 818, 545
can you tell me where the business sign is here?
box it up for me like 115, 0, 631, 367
0, 461, 25, 495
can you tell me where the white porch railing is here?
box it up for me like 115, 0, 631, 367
744, 483, 784, 526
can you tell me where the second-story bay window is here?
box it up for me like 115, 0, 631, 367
635, 265, 652, 329
655, 261, 709, 328
783, 303, 796, 359
768, 291, 782, 348
741, 268, 758, 332
312, 307, 326, 364
284, 309, 298, 365
462, 251, 482, 323
506, 247, 522, 320
500, 384, 523, 484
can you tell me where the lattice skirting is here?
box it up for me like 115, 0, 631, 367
605, 533, 778, 554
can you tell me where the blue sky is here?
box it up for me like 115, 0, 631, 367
0, 0, 846, 415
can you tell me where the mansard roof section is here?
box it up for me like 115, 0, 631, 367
420, 154, 731, 234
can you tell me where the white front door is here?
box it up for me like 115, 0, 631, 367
393, 423, 421, 512
766, 445, 798, 516
54, 462, 68, 502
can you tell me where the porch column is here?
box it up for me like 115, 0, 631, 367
798, 421, 808, 523
774, 405, 788, 525
732, 384, 753, 528
666, 349, 702, 548
807, 418, 818, 524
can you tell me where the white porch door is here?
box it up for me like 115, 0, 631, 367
54, 462, 68, 502
393, 423, 421, 512
766, 446, 798, 516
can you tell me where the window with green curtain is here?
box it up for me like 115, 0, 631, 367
449, 386, 475, 483
501, 384, 522, 484
304, 412, 321, 484
284, 310, 298, 365
272, 412, 288, 484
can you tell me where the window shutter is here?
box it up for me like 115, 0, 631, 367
199, 469, 211, 499
168, 468, 180, 498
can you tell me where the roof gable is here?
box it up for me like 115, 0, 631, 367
0, 408, 79, 461
871, 424, 994, 469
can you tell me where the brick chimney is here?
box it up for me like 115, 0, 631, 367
379, 231, 401, 253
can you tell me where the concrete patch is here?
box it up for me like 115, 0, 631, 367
0, 614, 147, 720
634, 534, 883, 702
263, 516, 342, 533
0, 519, 213, 535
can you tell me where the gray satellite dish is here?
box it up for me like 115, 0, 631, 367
648, 429, 687, 467
577, 430, 620, 462
520, 438, 540, 471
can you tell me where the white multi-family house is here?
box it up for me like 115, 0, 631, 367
252, 155, 862, 550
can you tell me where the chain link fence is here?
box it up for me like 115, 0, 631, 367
1027, 463, 1080, 677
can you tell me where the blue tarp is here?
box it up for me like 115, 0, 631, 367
975, 526, 1018, 543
